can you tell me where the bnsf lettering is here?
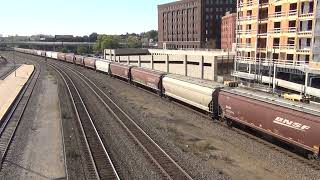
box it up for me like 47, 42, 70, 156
273, 117, 310, 132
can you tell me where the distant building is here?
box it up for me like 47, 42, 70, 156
6, 36, 29, 42
221, 12, 236, 51
30, 34, 53, 41
158, 0, 236, 49
55, 35, 74, 42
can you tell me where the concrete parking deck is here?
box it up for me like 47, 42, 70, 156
0, 65, 34, 120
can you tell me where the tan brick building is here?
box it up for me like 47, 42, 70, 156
233, 0, 320, 97
221, 12, 237, 50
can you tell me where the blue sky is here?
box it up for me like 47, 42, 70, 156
0, 0, 173, 37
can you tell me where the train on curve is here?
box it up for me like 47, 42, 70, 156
14, 48, 320, 160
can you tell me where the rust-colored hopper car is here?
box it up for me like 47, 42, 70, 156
83, 57, 97, 69
109, 63, 132, 80
74, 55, 85, 66
57, 53, 66, 61
219, 88, 320, 158
65, 53, 75, 63
130, 67, 166, 93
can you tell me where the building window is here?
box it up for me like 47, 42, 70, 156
275, 5, 281, 13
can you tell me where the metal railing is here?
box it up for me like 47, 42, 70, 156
237, 30, 253, 34
268, 10, 298, 18
298, 31, 313, 36
280, 44, 296, 50
269, 27, 296, 34
269, 11, 286, 18
237, 43, 253, 48
296, 48, 311, 53
238, 15, 256, 21
299, 13, 314, 18
238, 1, 254, 7
235, 56, 308, 67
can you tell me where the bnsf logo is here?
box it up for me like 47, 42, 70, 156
273, 117, 310, 132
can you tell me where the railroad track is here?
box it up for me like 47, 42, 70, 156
0, 65, 40, 169
48, 64, 120, 180
49, 60, 193, 180
0, 65, 20, 80
0, 56, 7, 64
50, 58, 320, 174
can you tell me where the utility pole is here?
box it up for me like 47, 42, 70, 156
11, 36, 16, 77
272, 60, 277, 93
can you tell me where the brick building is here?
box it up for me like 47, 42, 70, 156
221, 12, 237, 50
158, 0, 236, 49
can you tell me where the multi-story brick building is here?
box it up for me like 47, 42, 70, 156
234, 0, 320, 97
221, 11, 237, 50
158, 0, 236, 49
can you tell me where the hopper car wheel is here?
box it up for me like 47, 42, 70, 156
218, 106, 225, 122
308, 153, 319, 161
208, 113, 215, 120
226, 119, 233, 128
164, 95, 171, 101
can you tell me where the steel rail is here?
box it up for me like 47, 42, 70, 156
52, 61, 193, 180
48, 63, 120, 180
0, 66, 40, 169
0, 65, 20, 80
56, 59, 320, 171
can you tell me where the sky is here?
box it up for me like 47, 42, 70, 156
0, 0, 174, 37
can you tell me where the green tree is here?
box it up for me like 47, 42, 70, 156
127, 36, 142, 48
147, 30, 158, 41
89, 32, 98, 42
94, 35, 120, 53
76, 45, 88, 55
57, 47, 68, 53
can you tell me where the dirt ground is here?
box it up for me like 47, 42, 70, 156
16, 70, 65, 179
0, 57, 66, 179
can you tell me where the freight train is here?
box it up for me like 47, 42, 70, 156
14, 48, 320, 160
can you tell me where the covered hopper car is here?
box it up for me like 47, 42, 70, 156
74, 55, 85, 66
162, 74, 222, 116
109, 63, 132, 81
52, 52, 58, 59
57, 53, 66, 61
130, 67, 166, 94
83, 57, 97, 69
65, 54, 75, 63
46, 51, 53, 58
95, 59, 111, 73
219, 88, 320, 158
